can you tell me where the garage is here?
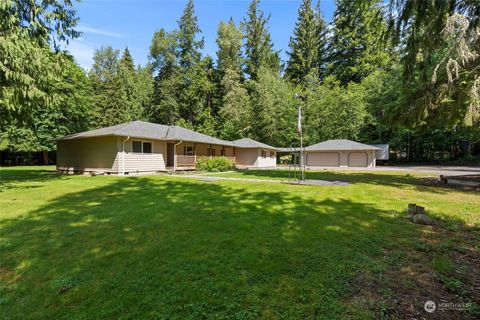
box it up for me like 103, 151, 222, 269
348, 152, 368, 167
304, 139, 380, 168
306, 152, 340, 166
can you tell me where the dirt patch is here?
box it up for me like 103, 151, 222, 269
344, 222, 480, 319
421, 177, 480, 191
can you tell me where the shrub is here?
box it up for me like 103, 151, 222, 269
196, 157, 234, 172
279, 155, 292, 165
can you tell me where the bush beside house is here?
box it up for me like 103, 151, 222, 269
196, 157, 234, 172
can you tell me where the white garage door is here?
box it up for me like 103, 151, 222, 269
306, 152, 340, 166
348, 152, 368, 167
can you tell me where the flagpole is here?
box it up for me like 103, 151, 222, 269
295, 93, 305, 181
300, 105, 305, 181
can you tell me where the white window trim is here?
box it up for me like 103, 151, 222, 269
184, 145, 194, 156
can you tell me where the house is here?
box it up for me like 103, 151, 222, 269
304, 139, 380, 168
55, 121, 278, 175
232, 138, 277, 168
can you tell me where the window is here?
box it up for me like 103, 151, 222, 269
207, 148, 216, 156
143, 142, 152, 153
132, 140, 152, 153
132, 141, 142, 153
184, 146, 194, 156
270, 151, 275, 158
221, 149, 226, 156
261, 150, 267, 158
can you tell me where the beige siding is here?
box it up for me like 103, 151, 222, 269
57, 136, 167, 174
113, 138, 167, 173
57, 136, 118, 172
235, 148, 258, 167
235, 148, 277, 168
257, 149, 277, 167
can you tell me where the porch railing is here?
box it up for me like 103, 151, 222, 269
176, 155, 196, 167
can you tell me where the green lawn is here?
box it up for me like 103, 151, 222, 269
1, 167, 479, 319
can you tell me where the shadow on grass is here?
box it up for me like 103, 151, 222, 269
1, 176, 477, 319
0, 167, 62, 192
232, 169, 476, 194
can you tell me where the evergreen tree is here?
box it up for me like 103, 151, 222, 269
388, 0, 480, 127
119, 47, 135, 72
0, 0, 80, 122
149, 29, 181, 125
328, 0, 390, 85
314, 1, 329, 80
89, 46, 147, 127
0, 57, 92, 163
178, 0, 204, 68
285, 0, 327, 84
118, 47, 149, 122
242, 0, 280, 80
176, 0, 214, 130
216, 19, 250, 139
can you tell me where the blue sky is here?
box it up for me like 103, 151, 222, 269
69, 0, 336, 70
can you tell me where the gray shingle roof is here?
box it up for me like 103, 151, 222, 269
232, 138, 277, 150
277, 147, 301, 152
56, 120, 235, 146
305, 139, 381, 151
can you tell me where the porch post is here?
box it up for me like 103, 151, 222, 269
173, 140, 183, 172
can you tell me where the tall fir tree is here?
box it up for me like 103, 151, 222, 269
89, 46, 149, 127
118, 47, 149, 121
176, 0, 217, 133
314, 1, 328, 80
285, 0, 327, 84
328, 0, 390, 85
178, 0, 204, 69
149, 29, 181, 125
119, 47, 135, 72
242, 0, 280, 80
216, 19, 251, 139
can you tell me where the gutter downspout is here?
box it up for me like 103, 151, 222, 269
173, 140, 183, 172
122, 136, 130, 176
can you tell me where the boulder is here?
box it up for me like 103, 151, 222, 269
408, 203, 417, 216
415, 205, 425, 215
412, 213, 432, 225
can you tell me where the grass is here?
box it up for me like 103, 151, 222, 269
1, 166, 479, 319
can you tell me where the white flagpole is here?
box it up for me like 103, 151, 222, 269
300, 106, 305, 181
296, 102, 305, 181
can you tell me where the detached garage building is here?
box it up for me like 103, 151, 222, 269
304, 139, 380, 168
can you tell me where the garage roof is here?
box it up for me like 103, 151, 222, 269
55, 120, 235, 147
305, 139, 381, 151
232, 138, 277, 150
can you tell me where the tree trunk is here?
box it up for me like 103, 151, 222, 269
42, 151, 49, 165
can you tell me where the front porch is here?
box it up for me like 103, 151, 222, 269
166, 141, 236, 171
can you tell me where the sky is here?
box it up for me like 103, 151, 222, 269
68, 0, 336, 70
